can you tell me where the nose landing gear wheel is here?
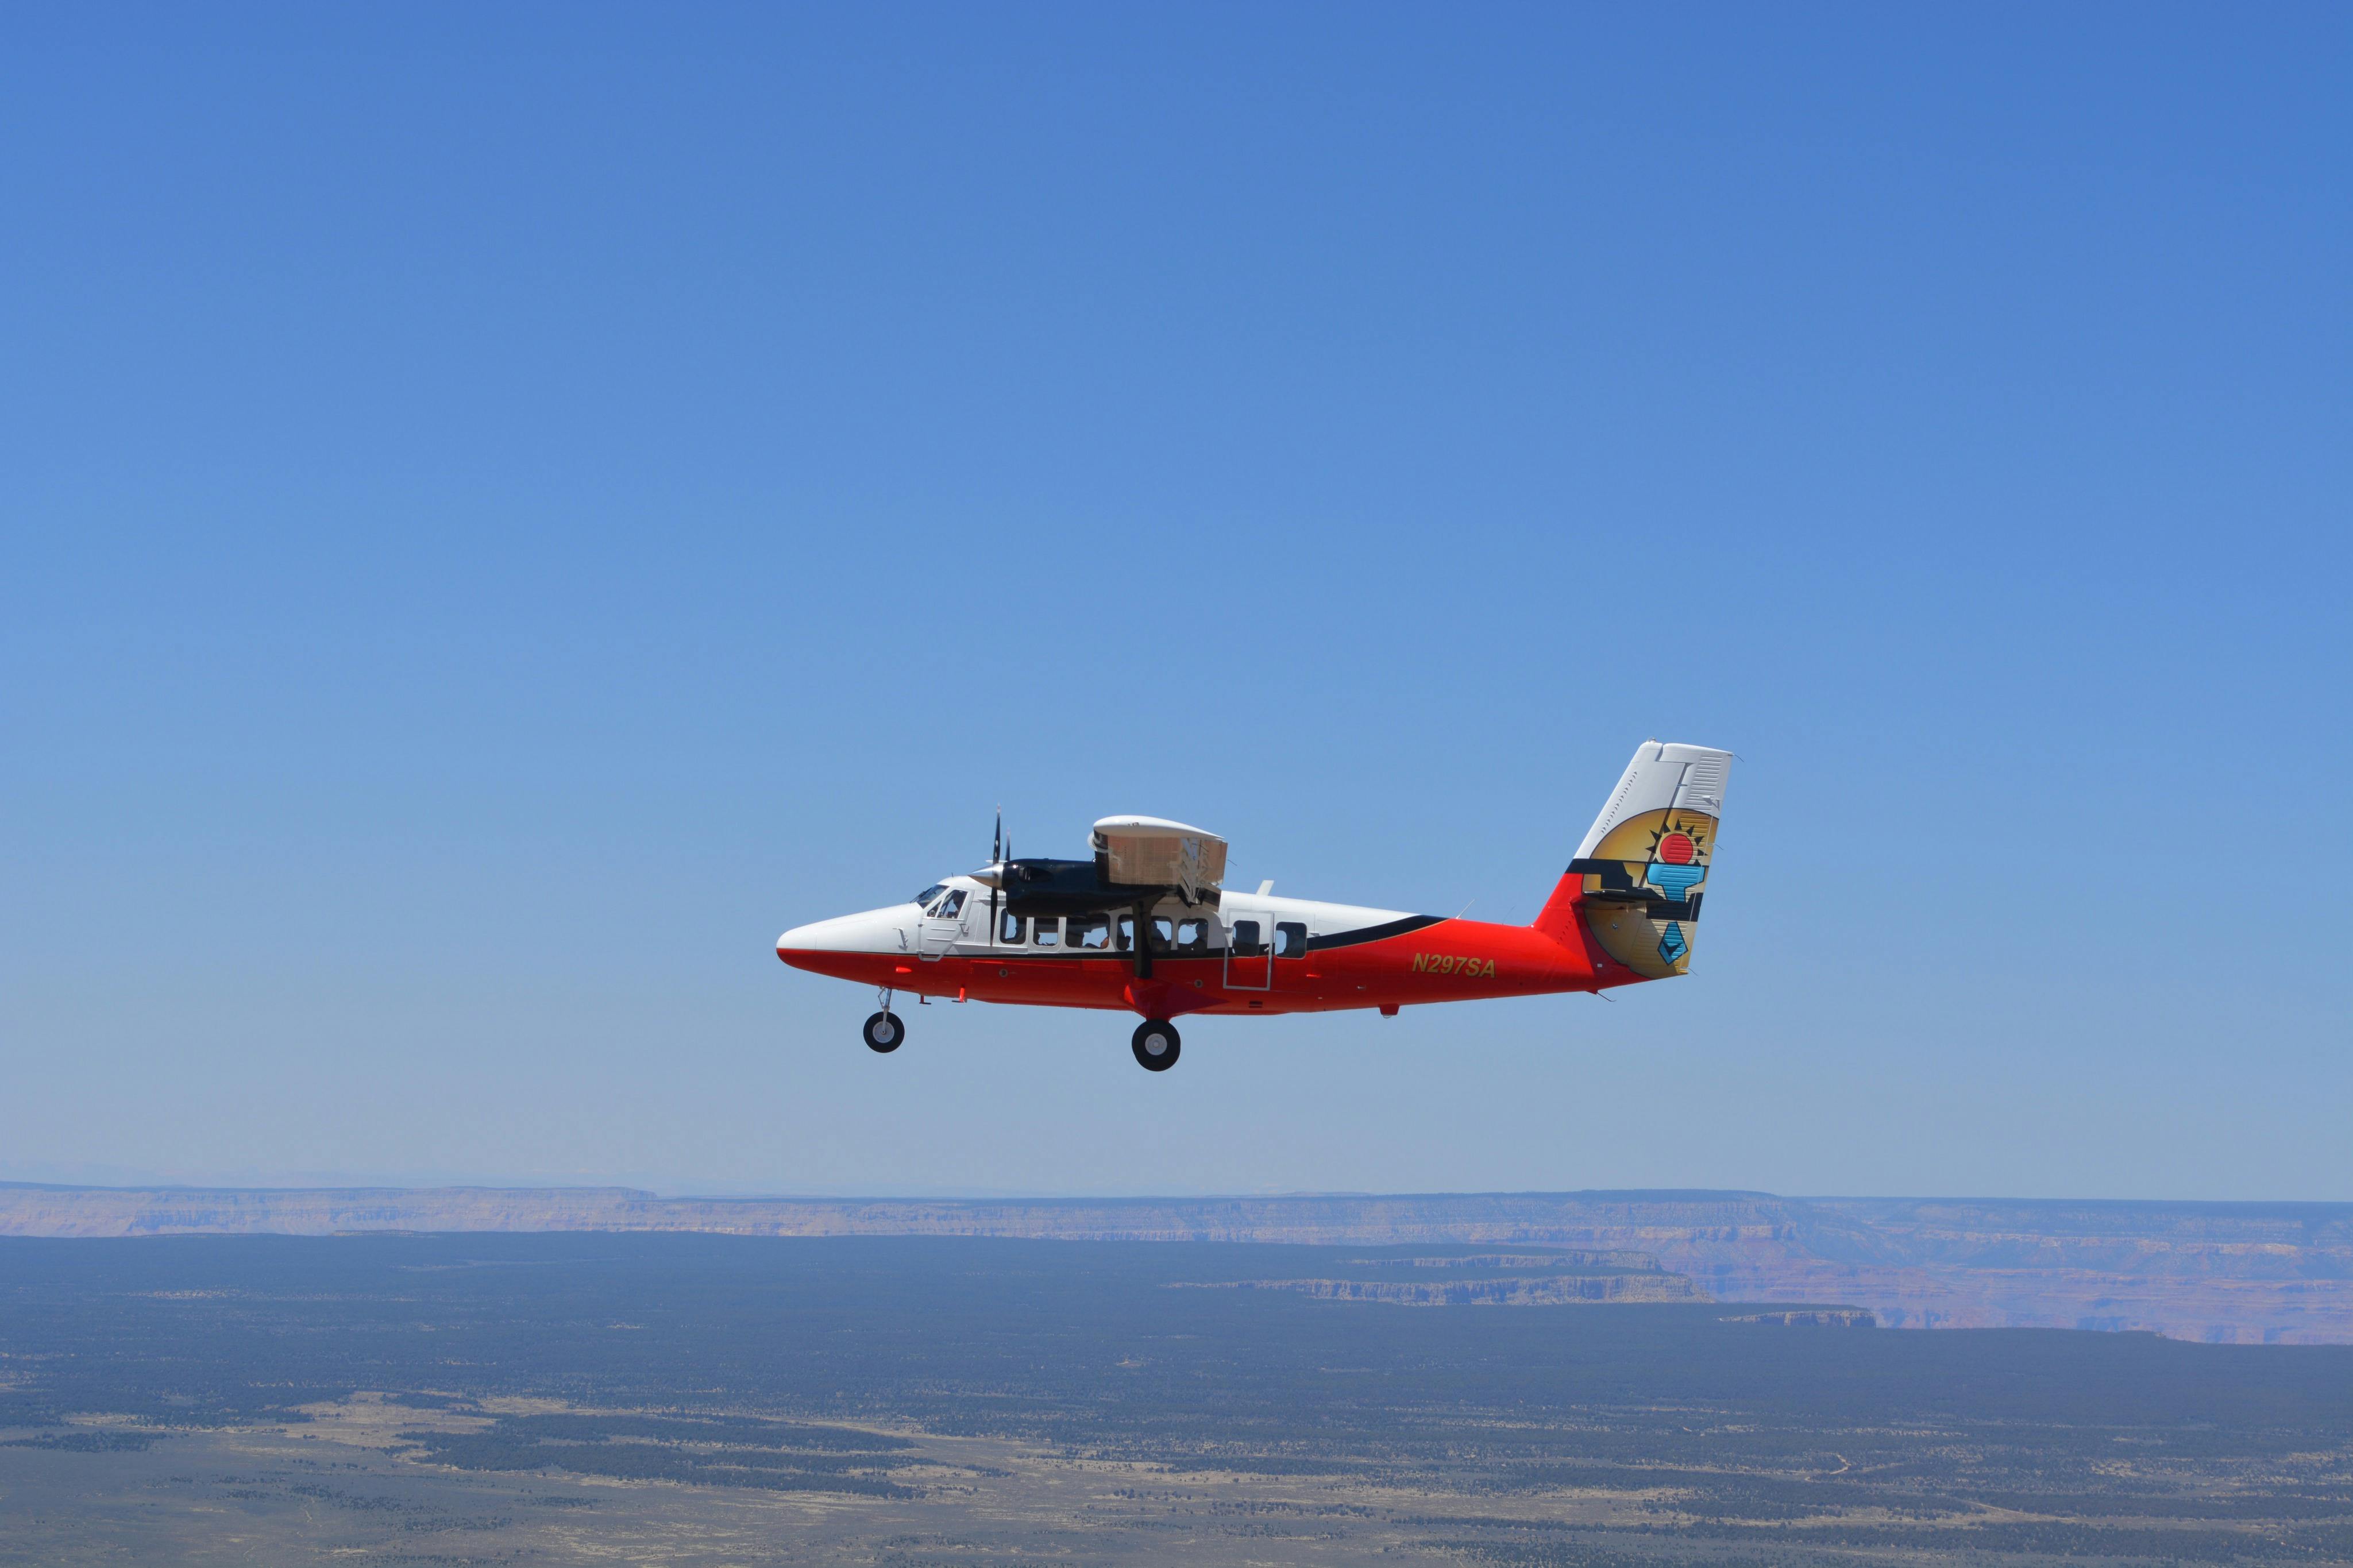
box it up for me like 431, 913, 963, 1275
1131, 1019, 1180, 1072
863, 1011, 904, 1053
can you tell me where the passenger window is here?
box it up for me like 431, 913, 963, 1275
1176, 919, 1208, 953
1068, 914, 1110, 951
1033, 917, 1061, 948
999, 912, 1025, 944
1274, 921, 1307, 958
1115, 916, 1134, 951
1150, 917, 1174, 952
1229, 920, 1262, 956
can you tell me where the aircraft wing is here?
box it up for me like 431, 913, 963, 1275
1091, 816, 1228, 903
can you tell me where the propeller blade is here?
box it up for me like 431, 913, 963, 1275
989, 811, 1001, 926
989, 811, 1006, 930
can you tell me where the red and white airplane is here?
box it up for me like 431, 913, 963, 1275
776, 740, 1730, 1071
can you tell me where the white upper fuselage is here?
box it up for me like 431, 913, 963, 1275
776, 876, 1414, 958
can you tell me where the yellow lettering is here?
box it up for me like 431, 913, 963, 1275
1413, 952, 1499, 979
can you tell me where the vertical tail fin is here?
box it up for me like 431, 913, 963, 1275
1534, 740, 1732, 980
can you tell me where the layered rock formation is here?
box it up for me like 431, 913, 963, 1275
3, 1184, 2347, 1343
1179, 1247, 1709, 1306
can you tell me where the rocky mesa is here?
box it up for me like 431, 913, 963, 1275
3, 1184, 2347, 1343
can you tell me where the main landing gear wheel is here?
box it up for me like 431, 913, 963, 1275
1131, 1019, 1181, 1072
863, 1011, 904, 1053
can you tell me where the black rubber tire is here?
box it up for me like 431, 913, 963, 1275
1131, 1019, 1181, 1072
863, 1011, 904, 1053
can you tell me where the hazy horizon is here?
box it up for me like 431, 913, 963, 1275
10, 1167, 2353, 1212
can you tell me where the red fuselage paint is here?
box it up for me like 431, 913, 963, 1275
777, 894, 1641, 1020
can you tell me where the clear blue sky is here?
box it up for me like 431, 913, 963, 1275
4, 4, 2346, 1199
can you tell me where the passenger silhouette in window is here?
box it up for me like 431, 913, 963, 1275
1274, 922, 1307, 958
1033, 917, 1062, 948
999, 912, 1024, 945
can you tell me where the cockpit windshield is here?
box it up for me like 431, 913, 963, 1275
912, 883, 947, 910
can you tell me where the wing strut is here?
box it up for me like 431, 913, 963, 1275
1130, 895, 1154, 979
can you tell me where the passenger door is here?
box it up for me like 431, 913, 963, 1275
1224, 912, 1271, 991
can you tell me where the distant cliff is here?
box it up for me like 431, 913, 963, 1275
3, 1184, 2347, 1343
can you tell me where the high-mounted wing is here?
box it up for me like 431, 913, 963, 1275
1091, 816, 1227, 905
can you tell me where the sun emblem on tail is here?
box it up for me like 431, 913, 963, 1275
1644, 817, 1708, 894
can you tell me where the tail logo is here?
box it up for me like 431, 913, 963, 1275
1576, 809, 1718, 979
1644, 821, 1708, 898
1642, 819, 1709, 967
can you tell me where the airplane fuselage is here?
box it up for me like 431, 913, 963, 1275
776, 880, 1637, 1020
